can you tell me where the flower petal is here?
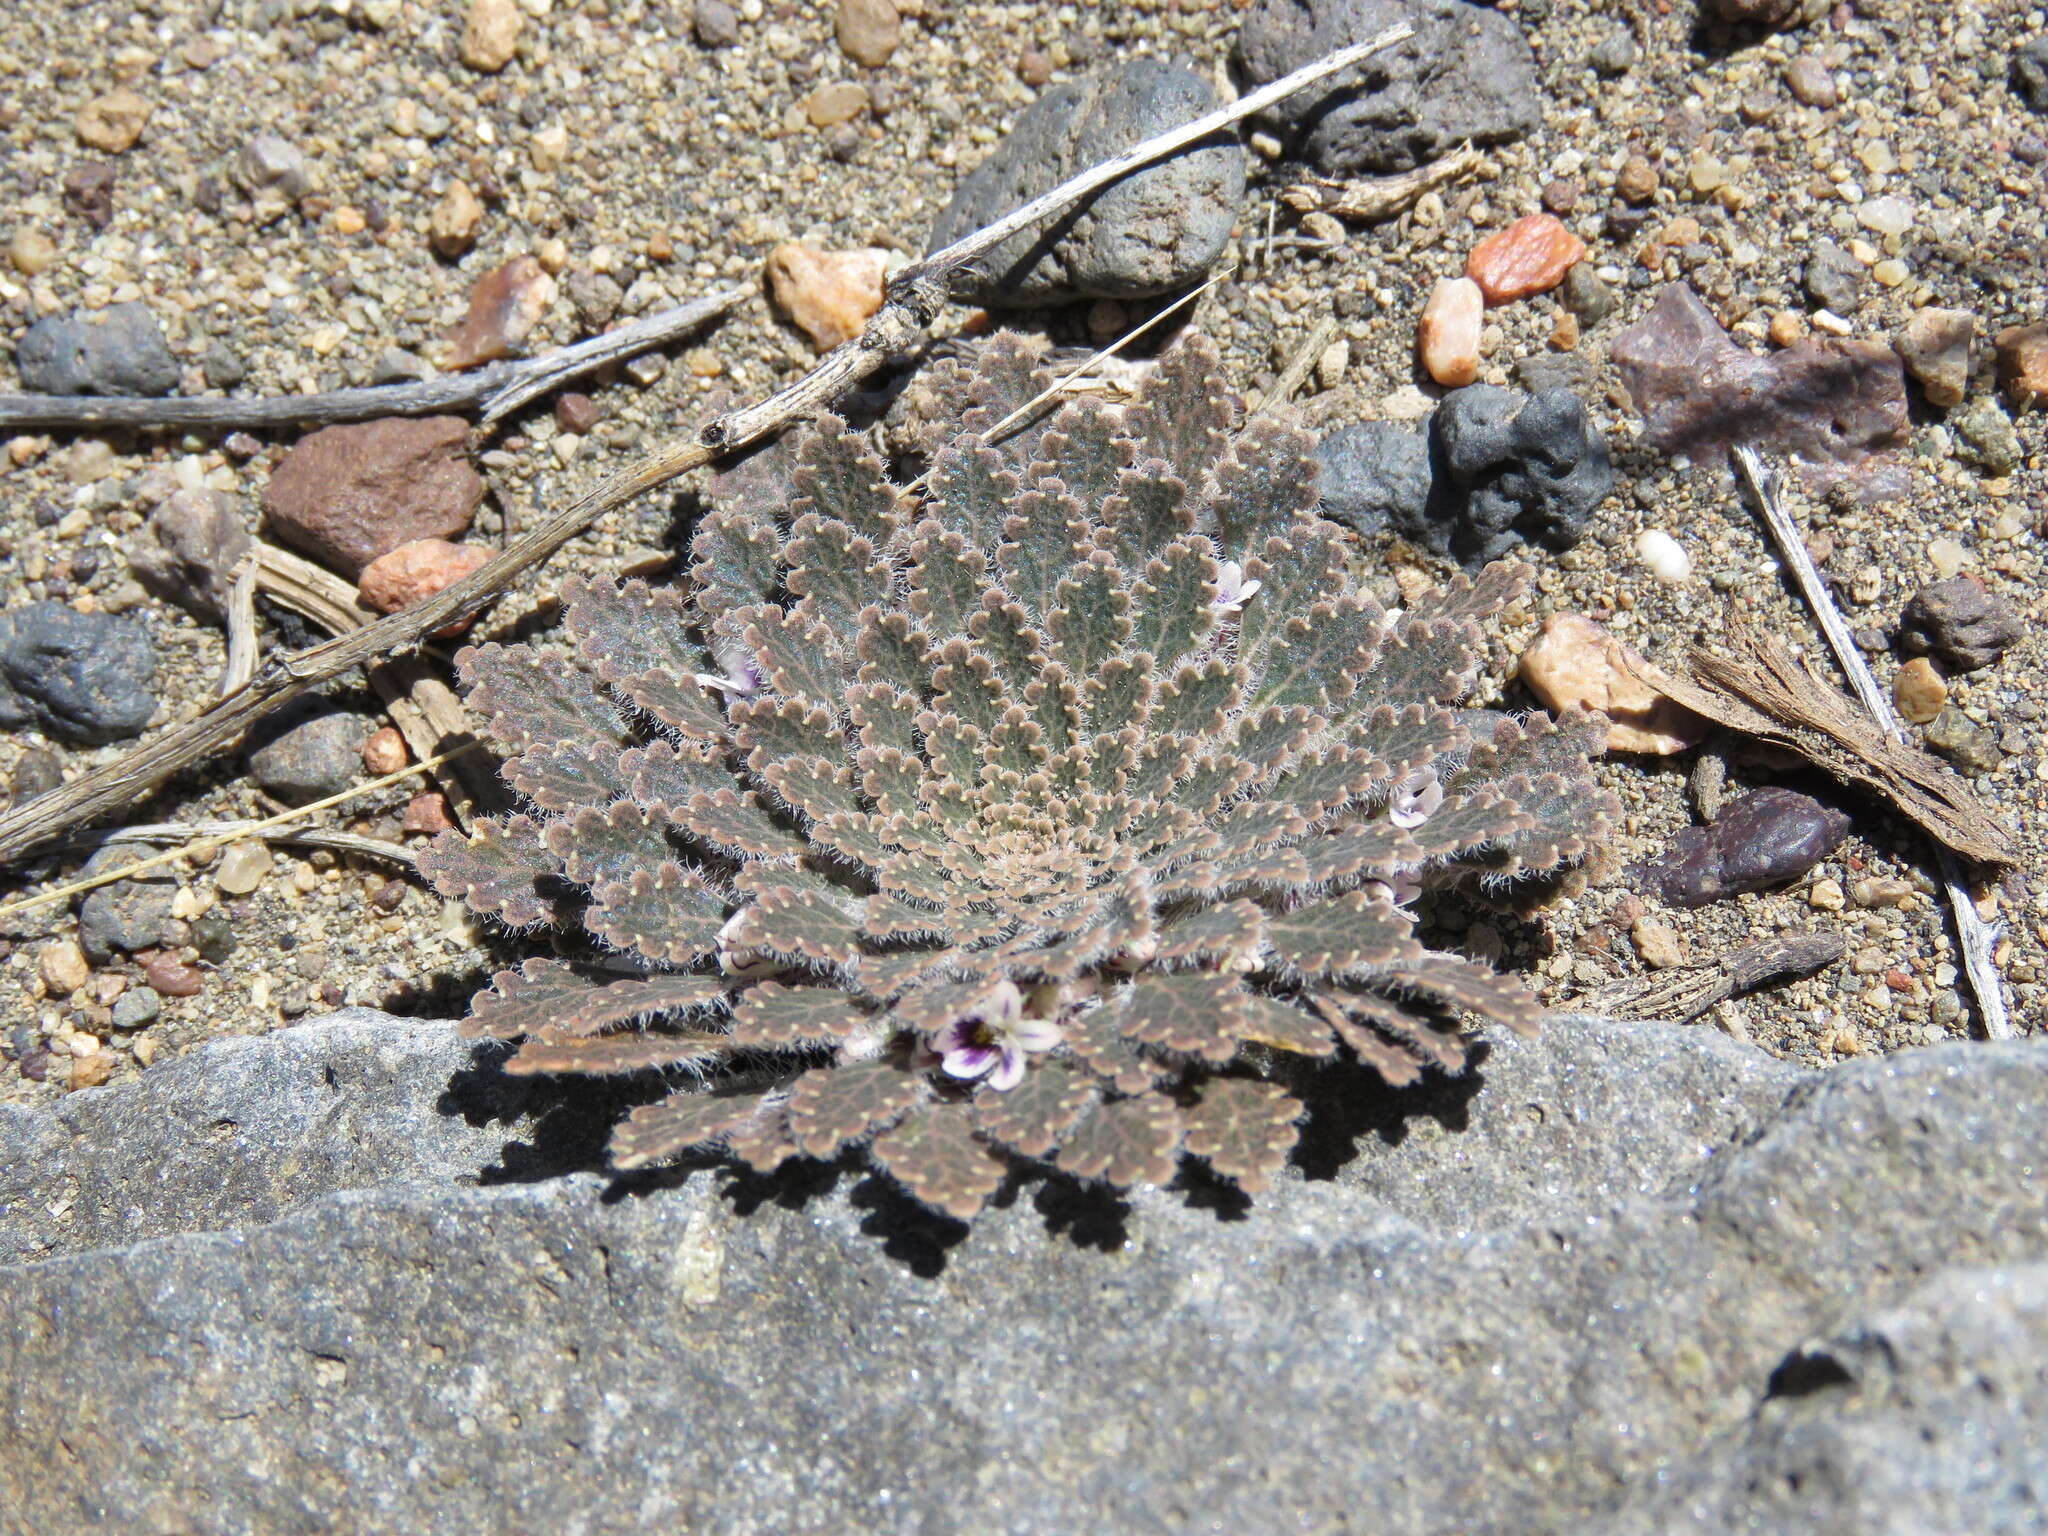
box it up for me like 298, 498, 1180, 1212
987, 1047, 1026, 1091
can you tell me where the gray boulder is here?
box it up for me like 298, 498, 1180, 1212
0, 601, 158, 744
4, 1011, 2048, 1533
14, 301, 179, 397
1237, 0, 1541, 175
927, 58, 1244, 304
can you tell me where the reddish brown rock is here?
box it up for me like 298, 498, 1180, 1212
1609, 283, 1909, 494
357, 538, 494, 635
138, 950, 206, 998
1465, 214, 1586, 305
262, 417, 484, 577
555, 392, 602, 434
766, 243, 889, 351
1995, 321, 2048, 409
443, 255, 557, 370
403, 792, 454, 836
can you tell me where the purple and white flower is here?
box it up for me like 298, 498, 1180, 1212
693, 637, 765, 697
1363, 870, 1423, 908
933, 979, 1060, 1091
1387, 768, 1443, 829
1213, 560, 1262, 615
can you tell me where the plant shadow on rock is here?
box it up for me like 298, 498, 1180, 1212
1278, 1042, 1489, 1182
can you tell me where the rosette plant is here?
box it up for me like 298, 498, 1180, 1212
420, 335, 1614, 1219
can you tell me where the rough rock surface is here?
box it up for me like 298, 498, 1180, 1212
1237, 0, 1542, 175
261, 415, 485, 577
1611, 284, 1909, 491
4, 1012, 2046, 1534
1897, 576, 2023, 673
1425, 382, 1614, 564
13, 300, 179, 397
926, 58, 1244, 304
1317, 417, 1433, 536
76, 846, 181, 965
0, 602, 158, 744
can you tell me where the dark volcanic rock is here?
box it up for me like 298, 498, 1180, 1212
927, 59, 1244, 304
1424, 384, 1613, 564
14, 301, 178, 397
1643, 786, 1850, 907
76, 846, 180, 965
1317, 418, 1432, 537
0, 602, 158, 744
1704, 0, 1829, 29
5, 1013, 2048, 1534
2012, 35, 2048, 112
1237, 0, 1541, 175
1897, 577, 2022, 673
1610, 284, 1909, 492
1802, 239, 1865, 315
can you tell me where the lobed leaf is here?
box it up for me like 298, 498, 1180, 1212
1181, 1079, 1301, 1193
871, 1105, 1008, 1219
785, 1058, 924, 1157
417, 816, 562, 928
1058, 1096, 1183, 1188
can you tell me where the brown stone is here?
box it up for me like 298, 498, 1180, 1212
1994, 321, 2048, 409
1465, 215, 1587, 305
765, 243, 890, 351
1630, 917, 1687, 970
1616, 154, 1658, 205
357, 538, 494, 632
460, 0, 524, 71
836, 0, 900, 67
430, 181, 484, 259
74, 89, 152, 153
1417, 276, 1483, 387
403, 792, 454, 836
138, 950, 206, 998
262, 416, 484, 577
1892, 657, 1947, 724
1610, 284, 1909, 495
442, 254, 557, 369
555, 392, 602, 434
69, 1048, 112, 1091
361, 727, 409, 777
1517, 612, 1705, 755
1784, 54, 1839, 108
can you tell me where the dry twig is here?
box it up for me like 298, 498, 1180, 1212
1249, 314, 1338, 417
1574, 931, 1847, 1025
1723, 447, 2014, 1040
0, 289, 744, 433
0, 25, 1413, 868
1278, 144, 1485, 222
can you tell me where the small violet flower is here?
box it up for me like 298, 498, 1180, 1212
1387, 769, 1443, 830
1362, 871, 1424, 908
1213, 560, 1262, 615
693, 637, 765, 697
933, 979, 1060, 1091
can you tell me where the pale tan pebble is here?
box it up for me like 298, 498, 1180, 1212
332, 206, 366, 236
684, 346, 724, 378
214, 841, 272, 897
1516, 613, 1705, 756
362, 726, 409, 776
39, 939, 90, 997
1850, 875, 1917, 910
765, 244, 889, 351
292, 862, 321, 895
132, 1035, 157, 1067
1630, 918, 1687, 970
802, 82, 869, 128
529, 123, 570, 172
1316, 339, 1349, 391
836, 0, 900, 67
1417, 276, 1483, 388
75, 89, 152, 152
1926, 537, 1969, 579
1892, 657, 1947, 724
460, 0, 524, 72
1809, 309, 1853, 336
430, 181, 484, 258
8, 230, 57, 276
535, 237, 569, 275
1768, 310, 1807, 348
1808, 877, 1847, 912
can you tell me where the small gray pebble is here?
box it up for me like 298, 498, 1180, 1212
15, 302, 179, 398
1949, 397, 2023, 477
245, 700, 366, 804
235, 132, 309, 199
202, 341, 248, 390
111, 986, 163, 1031
1589, 27, 1638, 76
1561, 263, 1617, 324
1803, 240, 1864, 315
125, 488, 253, 622
2012, 35, 2048, 112
1897, 577, 2022, 672
77, 847, 180, 965
1923, 706, 2002, 777
692, 0, 740, 48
